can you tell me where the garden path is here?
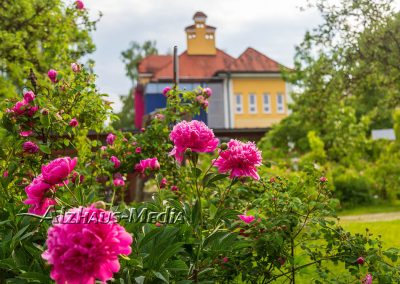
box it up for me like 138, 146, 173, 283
340, 212, 400, 222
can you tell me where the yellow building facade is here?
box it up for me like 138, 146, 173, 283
232, 77, 289, 128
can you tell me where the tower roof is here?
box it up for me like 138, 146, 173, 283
193, 11, 207, 20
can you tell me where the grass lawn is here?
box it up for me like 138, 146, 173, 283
337, 200, 400, 216
294, 219, 400, 283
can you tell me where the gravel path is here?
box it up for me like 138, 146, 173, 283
339, 212, 400, 222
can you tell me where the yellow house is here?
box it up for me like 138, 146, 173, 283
136, 11, 291, 129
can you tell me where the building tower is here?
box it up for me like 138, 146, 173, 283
185, 12, 216, 55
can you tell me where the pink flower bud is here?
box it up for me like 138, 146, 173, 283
47, 69, 57, 83
238, 214, 255, 224
23, 91, 35, 103
41, 108, 49, 115
203, 87, 212, 97
75, 0, 84, 10
135, 147, 141, 154
106, 133, 116, 145
160, 177, 167, 189
20, 131, 33, 137
319, 176, 328, 182
357, 257, 365, 265
222, 257, 229, 263
3, 171, 8, 177
171, 185, 179, 191
69, 118, 79, 127
71, 62, 81, 72
23, 141, 39, 154
110, 156, 121, 169
162, 86, 171, 97
113, 178, 125, 187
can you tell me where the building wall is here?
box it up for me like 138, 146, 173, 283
186, 26, 216, 55
205, 82, 225, 128
231, 77, 288, 128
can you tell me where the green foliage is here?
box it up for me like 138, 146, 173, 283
121, 40, 158, 84
0, 0, 99, 99
333, 166, 374, 207
0, 64, 399, 282
112, 40, 158, 130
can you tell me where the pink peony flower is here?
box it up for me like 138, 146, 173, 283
75, 0, 84, 10
42, 157, 77, 184
23, 141, 39, 154
213, 139, 262, 180
23, 91, 35, 103
134, 158, 160, 173
203, 87, 212, 97
238, 214, 255, 224
106, 133, 116, 145
69, 118, 79, 127
42, 206, 133, 284
23, 174, 55, 215
162, 86, 171, 97
362, 274, 373, 284
113, 178, 125, 187
160, 177, 167, 189
169, 120, 219, 163
20, 130, 33, 137
47, 69, 58, 83
135, 147, 141, 154
71, 62, 80, 72
110, 156, 121, 169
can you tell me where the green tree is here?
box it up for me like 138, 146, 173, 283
0, 0, 99, 98
264, 0, 399, 162
112, 40, 158, 130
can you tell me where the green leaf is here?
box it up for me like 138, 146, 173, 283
192, 167, 202, 178
39, 144, 51, 154
18, 272, 51, 283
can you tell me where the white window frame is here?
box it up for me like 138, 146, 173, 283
263, 93, 271, 113
277, 93, 285, 113
235, 94, 243, 114
249, 93, 257, 114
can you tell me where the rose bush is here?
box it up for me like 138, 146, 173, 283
0, 66, 399, 283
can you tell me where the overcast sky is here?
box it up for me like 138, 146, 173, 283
84, 0, 322, 112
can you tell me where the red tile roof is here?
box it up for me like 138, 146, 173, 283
137, 55, 172, 74
151, 49, 234, 80
227, 47, 282, 73
137, 47, 285, 81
